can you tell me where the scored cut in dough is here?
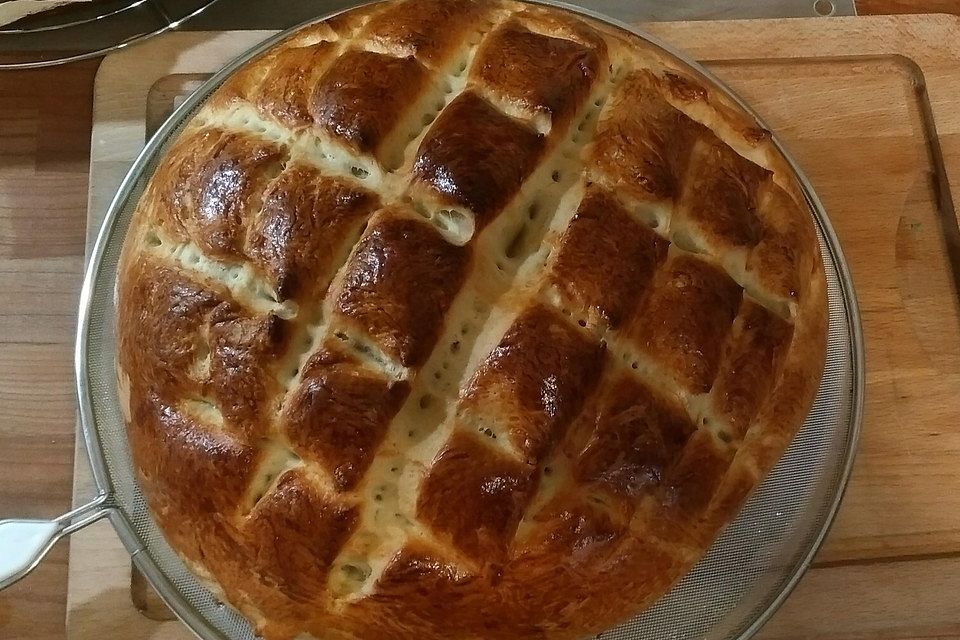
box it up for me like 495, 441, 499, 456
115, 1, 828, 639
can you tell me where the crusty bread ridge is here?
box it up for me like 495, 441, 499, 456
115, 1, 828, 638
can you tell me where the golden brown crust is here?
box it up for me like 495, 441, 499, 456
116, 1, 829, 638
570, 374, 697, 498
417, 430, 536, 563
247, 162, 379, 300
145, 127, 288, 261
459, 303, 606, 463
359, 0, 493, 66
471, 19, 602, 129
411, 90, 546, 225
244, 469, 360, 604
311, 49, 433, 162
585, 69, 703, 214
710, 299, 794, 439
332, 207, 472, 367
282, 342, 410, 491
546, 186, 668, 328
254, 42, 339, 130
628, 250, 744, 393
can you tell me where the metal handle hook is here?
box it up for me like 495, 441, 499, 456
0, 497, 108, 590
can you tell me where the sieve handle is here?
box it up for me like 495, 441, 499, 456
0, 498, 107, 590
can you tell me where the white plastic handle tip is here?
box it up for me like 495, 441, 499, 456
0, 519, 60, 589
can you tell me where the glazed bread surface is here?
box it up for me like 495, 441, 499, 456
116, 1, 828, 638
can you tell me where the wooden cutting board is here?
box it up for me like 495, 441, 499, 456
68, 14, 960, 640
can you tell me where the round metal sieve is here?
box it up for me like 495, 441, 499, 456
0, 2, 865, 639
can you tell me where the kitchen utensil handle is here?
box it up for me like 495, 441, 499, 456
0, 498, 107, 590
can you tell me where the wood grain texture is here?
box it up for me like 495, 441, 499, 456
0, 7, 958, 640
760, 555, 960, 639
859, 0, 960, 15
695, 54, 960, 564
0, 59, 98, 640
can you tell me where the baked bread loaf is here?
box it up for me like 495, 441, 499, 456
116, 1, 828, 638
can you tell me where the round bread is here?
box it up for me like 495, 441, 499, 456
116, 1, 828, 638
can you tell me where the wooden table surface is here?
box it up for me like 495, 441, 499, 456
0, 2, 955, 640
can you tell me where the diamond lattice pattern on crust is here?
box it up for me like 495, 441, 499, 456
116, 1, 826, 639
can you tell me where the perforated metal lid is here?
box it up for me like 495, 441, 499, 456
74, 3, 864, 638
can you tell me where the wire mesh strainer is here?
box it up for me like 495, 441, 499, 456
0, 2, 864, 638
